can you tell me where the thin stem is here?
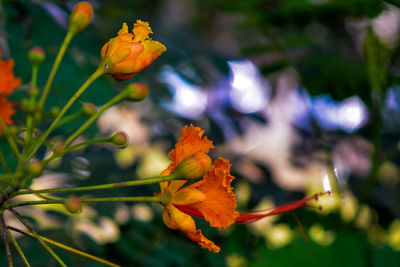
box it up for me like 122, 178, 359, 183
0, 118, 21, 162
5, 227, 30, 267
38, 28, 76, 109
28, 63, 107, 159
7, 195, 163, 209
9, 209, 66, 267
64, 137, 112, 153
7, 226, 120, 267
12, 174, 177, 197
54, 111, 82, 128
31, 65, 39, 89
0, 214, 13, 267
64, 88, 130, 148
0, 148, 10, 174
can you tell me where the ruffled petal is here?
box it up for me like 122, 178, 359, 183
186, 230, 220, 253
191, 158, 239, 229
0, 96, 15, 129
165, 124, 214, 174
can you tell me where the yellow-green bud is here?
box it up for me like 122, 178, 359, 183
69, 1, 94, 33
81, 102, 96, 116
111, 132, 128, 146
174, 153, 212, 180
28, 46, 45, 66
64, 196, 82, 214
50, 106, 61, 117
124, 82, 148, 102
26, 160, 43, 177
54, 143, 66, 156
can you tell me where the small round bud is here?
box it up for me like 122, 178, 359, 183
50, 106, 61, 117
174, 153, 212, 180
124, 83, 148, 102
69, 1, 94, 33
26, 160, 43, 177
29, 87, 40, 97
64, 196, 82, 214
20, 98, 30, 112
54, 143, 66, 156
28, 46, 45, 66
34, 112, 43, 122
111, 132, 128, 146
81, 102, 96, 116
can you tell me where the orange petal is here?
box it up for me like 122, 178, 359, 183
0, 50, 21, 95
172, 188, 205, 206
186, 230, 220, 253
165, 125, 214, 174
191, 158, 239, 229
166, 205, 196, 234
0, 96, 15, 129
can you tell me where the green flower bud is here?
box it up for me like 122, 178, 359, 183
111, 132, 128, 146
64, 195, 82, 214
28, 46, 45, 66
173, 153, 212, 180
124, 82, 148, 102
81, 102, 96, 116
26, 160, 43, 177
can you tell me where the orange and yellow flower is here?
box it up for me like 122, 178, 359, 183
158, 125, 330, 253
0, 49, 21, 95
159, 125, 239, 253
101, 20, 166, 81
0, 96, 15, 130
0, 49, 19, 129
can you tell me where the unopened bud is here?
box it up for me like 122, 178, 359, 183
54, 143, 66, 156
81, 102, 96, 116
28, 46, 45, 66
64, 195, 82, 214
50, 106, 61, 117
69, 1, 94, 33
26, 160, 43, 177
124, 83, 148, 102
174, 153, 212, 180
111, 132, 128, 146
29, 87, 40, 97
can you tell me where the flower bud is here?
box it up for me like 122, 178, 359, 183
26, 160, 43, 177
29, 87, 40, 97
28, 46, 45, 66
124, 82, 148, 101
173, 153, 212, 180
53, 143, 66, 156
69, 1, 94, 33
81, 102, 96, 116
111, 132, 128, 146
64, 195, 82, 214
50, 106, 61, 117
101, 21, 166, 81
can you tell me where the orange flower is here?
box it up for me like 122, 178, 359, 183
0, 96, 15, 130
159, 125, 239, 253
0, 50, 21, 95
101, 20, 166, 81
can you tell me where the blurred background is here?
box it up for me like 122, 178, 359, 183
1, 0, 400, 266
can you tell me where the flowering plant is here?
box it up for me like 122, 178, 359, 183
0, 2, 329, 266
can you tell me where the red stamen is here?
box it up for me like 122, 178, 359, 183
176, 191, 330, 225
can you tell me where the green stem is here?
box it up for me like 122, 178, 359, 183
0, 214, 13, 267
54, 111, 83, 128
38, 28, 76, 109
0, 148, 10, 174
7, 196, 163, 209
7, 226, 120, 267
12, 174, 177, 197
28, 63, 107, 159
0, 118, 21, 162
9, 209, 66, 267
64, 137, 112, 153
63, 89, 130, 148
31, 65, 39, 89
5, 227, 30, 267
